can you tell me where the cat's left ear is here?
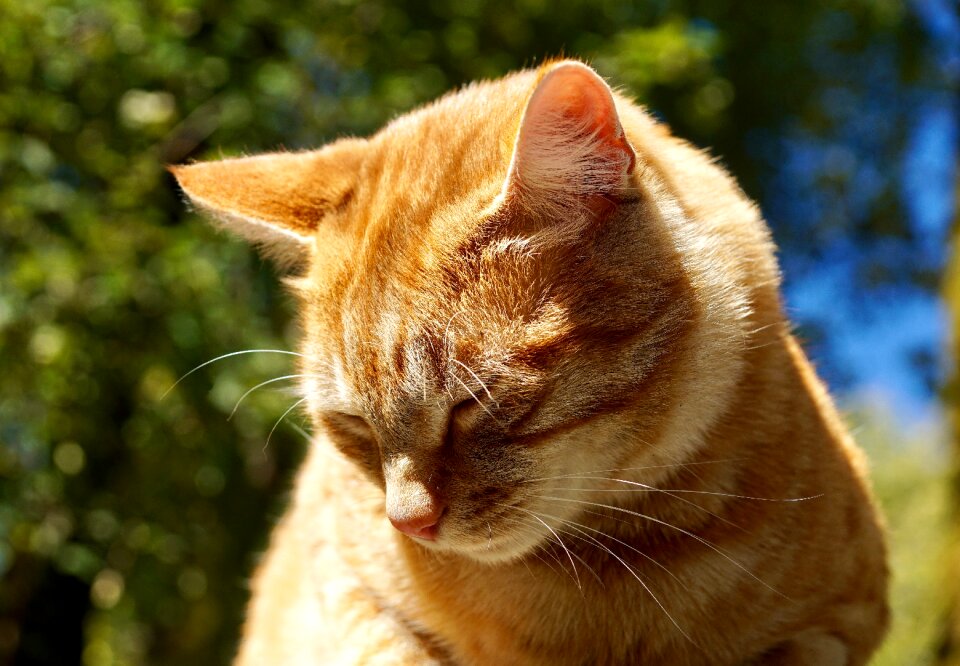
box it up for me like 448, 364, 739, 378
169, 137, 366, 267
503, 61, 636, 218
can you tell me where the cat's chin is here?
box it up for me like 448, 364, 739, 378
417, 525, 549, 565
453, 540, 537, 565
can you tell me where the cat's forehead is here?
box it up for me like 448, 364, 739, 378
354, 73, 536, 219
302, 80, 532, 310
307, 77, 542, 348
305, 250, 558, 419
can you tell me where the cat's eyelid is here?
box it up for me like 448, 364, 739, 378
450, 388, 501, 425
327, 409, 372, 426
451, 397, 480, 414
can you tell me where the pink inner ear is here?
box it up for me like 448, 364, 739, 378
510, 62, 636, 203
544, 70, 619, 141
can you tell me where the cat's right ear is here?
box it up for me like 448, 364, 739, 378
169, 137, 366, 267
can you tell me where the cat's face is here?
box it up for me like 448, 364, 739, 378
296, 209, 683, 561
173, 61, 697, 563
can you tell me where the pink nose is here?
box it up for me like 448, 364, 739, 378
388, 504, 445, 540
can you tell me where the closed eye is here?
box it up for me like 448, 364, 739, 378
321, 410, 382, 480
444, 398, 476, 447
325, 411, 373, 438
452, 397, 479, 418
450, 392, 498, 429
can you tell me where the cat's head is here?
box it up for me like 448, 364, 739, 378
173, 61, 725, 563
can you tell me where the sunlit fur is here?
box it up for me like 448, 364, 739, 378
174, 60, 889, 665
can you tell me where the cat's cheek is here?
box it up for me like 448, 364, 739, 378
437, 454, 535, 552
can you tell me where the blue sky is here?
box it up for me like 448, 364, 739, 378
766, 0, 958, 430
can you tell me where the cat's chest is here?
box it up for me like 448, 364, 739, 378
336, 530, 709, 665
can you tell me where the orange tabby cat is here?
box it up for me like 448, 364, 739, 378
172, 60, 889, 665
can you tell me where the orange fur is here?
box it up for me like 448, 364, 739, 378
173, 60, 889, 665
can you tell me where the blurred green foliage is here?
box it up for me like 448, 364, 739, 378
0, 0, 950, 664
856, 412, 951, 666
940, 213, 960, 664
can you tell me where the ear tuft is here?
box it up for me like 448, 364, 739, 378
505, 61, 635, 217
170, 138, 365, 266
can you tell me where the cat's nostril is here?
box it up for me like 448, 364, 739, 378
388, 504, 446, 541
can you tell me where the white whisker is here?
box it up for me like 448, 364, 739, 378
447, 369, 497, 420
542, 527, 605, 587
522, 459, 743, 484
421, 351, 429, 403
442, 310, 465, 353
264, 397, 309, 453
534, 495, 788, 599
529, 548, 564, 577
520, 510, 582, 591
518, 553, 538, 581
229, 374, 314, 420
593, 484, 744, 531
289, 421, 313, 442
504, 517, 566, 576
545, 480, 822, 503
505, 514, 597, 589
162, 349, 304, 400
521, 508, 694, 644
450, 359, 496, 405
532, 508, 687, 591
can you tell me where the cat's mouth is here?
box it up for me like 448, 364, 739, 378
391, 496, 559, 564
450, 518, 556, 564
